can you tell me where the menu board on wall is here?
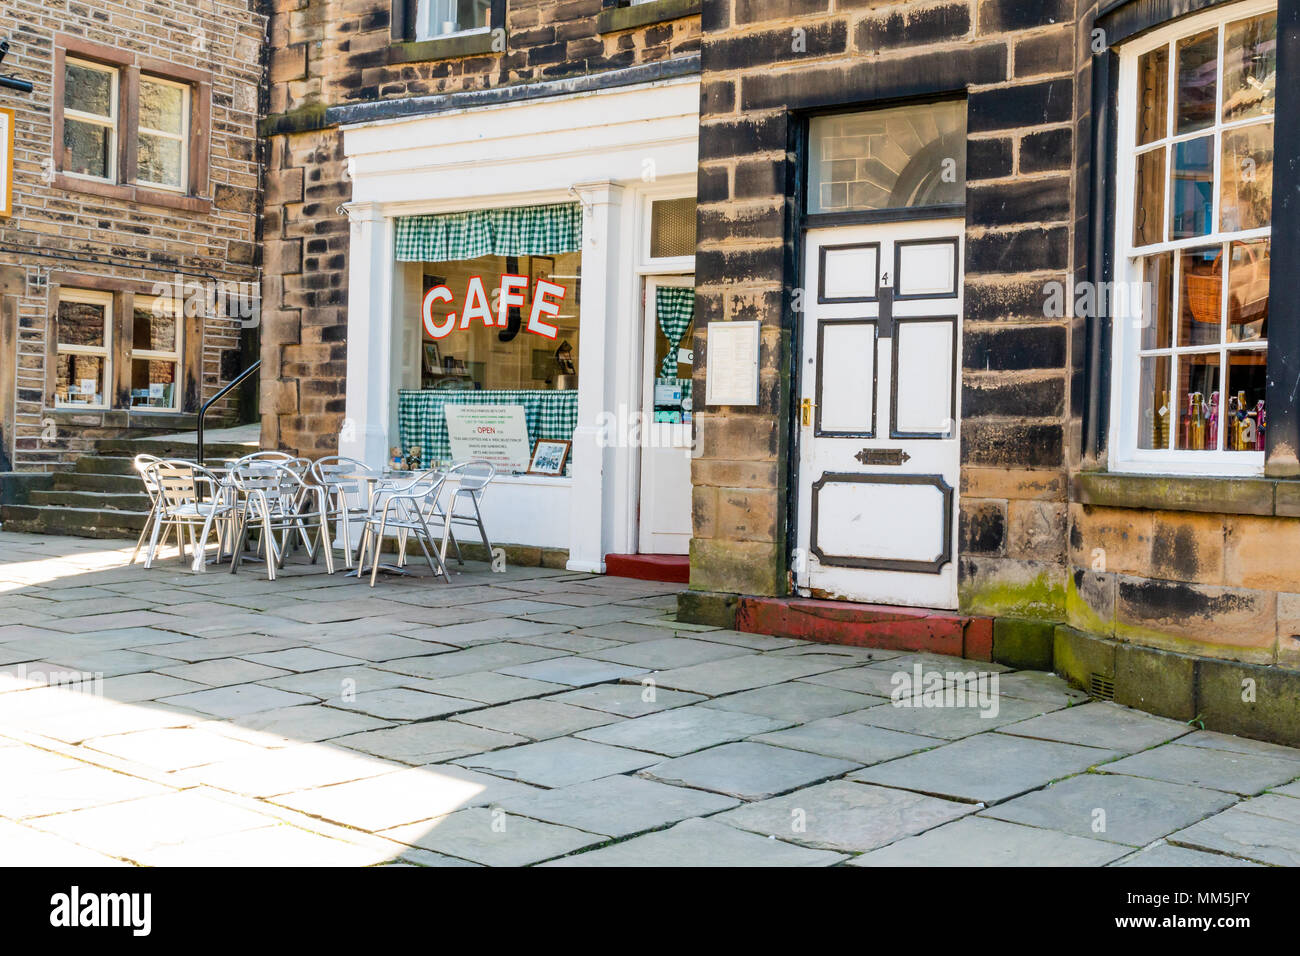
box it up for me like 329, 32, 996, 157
0, 108, 12, 219
705, 320, 760, 407
445, 404, 532, 473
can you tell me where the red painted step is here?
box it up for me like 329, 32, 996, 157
605, 553, 690, 584
735, 596, 992, 661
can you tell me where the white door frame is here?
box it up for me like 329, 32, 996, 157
794, 218, 964, 610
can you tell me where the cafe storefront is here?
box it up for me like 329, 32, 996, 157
336, 74, 700, 572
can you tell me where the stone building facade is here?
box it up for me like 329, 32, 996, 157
0, 0, 266, 472
259, 0, 702, 458
682, 0, 1300, 744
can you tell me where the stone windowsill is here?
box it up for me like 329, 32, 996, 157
597, 0, 701, 34
388, 30, 499, 65
53, 174, 212, 214
1077, 470, 1300, 518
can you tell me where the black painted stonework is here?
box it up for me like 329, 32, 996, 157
963, 325, 1068, 373
966, 226, 1069, 274
976, 0, 1072, 32
962, 375, 1066, 419
962, 421, 1064, 468
967, 176, 1071, 227
967, 78, 1072, 131
1020, 127, 1072, 172
855, 3, 971, 50
967, 136, 1014, 180
960, 500, 1007, 554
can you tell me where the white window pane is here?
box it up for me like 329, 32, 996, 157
139, 79, 185, 135
65, 62, 114, 118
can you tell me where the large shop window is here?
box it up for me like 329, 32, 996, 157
55, 290, 112, 409
396, 203, 583, 473
1114, 1, 1275, 471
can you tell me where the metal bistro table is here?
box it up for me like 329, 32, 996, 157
339, 469, 446, 579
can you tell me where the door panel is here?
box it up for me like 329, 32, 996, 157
795, 220, 963, 609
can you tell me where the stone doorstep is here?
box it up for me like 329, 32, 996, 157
731, 595, 992, 662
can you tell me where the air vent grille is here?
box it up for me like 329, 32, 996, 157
1090, 673, 1116, 701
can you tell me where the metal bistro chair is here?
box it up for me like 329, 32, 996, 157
227, 462, 336, 581
142, 461, 233, 570
435, 460, 497, 566
309, 456, 376, 571
357, 470, 452, 587
128, 454, 165, 565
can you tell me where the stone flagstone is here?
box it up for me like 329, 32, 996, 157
848, 816, 1130, 867
851, 733, 1118, 805
1098, 743, 1300, 795
700, 681, 884, 723
753, 716, 938, 766
716, 780, 973, 853
384, 807, 604, 866
541, 818, 845, 867
575, 705, 789, 756
451, 699, 620, 740
546, 682, 706, 717
640, 742, 858, 801
273, 765, 544, 831
496, 774, 740, 838
454, 737, 658, 788
334, 720, 526, 765
998, 700, 1190, 752
979, 772, 1235, 846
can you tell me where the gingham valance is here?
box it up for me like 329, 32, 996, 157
656, 286, 695, 379
399, 389, 579, 468
395, 203, 584, 262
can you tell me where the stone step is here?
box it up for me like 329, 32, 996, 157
28, 488, 149, 511
1, 503, 147, 538
73, 455, 139, 477
51, 472, 142, 494
96, 438, 258, 461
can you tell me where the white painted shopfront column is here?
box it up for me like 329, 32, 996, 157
568, 182, 623, 573
340, 202, 395, 468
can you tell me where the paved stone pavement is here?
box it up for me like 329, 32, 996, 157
1, 530, 1298, 867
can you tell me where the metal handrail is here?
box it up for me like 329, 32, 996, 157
197, 360, 261, 467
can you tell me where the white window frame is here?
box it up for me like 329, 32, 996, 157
55, 289, 113, 410
136, 75, 190, 193
130, 295, 182, 411
1108, 0, 1276, 476
63, 58, 119, 185
639, 191, 697, 274
414, 0, 492, 41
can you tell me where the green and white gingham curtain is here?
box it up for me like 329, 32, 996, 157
398, 389, 579, 465
656, 286, 695, 379
395, 203, 584, 262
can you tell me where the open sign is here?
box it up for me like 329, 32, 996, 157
422, 276, 567, 341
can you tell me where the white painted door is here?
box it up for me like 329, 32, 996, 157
638, 275, 694, 555
795, 220, 963, 609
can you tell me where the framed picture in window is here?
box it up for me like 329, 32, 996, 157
423, 342, 441, 374
529, 255, 554, 288
526, 439, 571, 476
